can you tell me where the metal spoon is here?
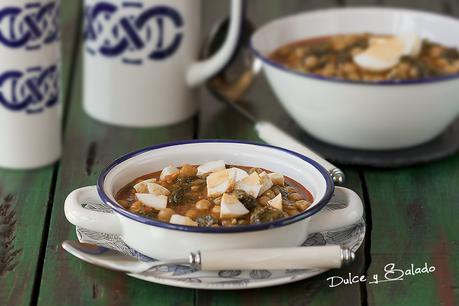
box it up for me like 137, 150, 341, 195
62, 240, 355, 274
203, 17, 346, 185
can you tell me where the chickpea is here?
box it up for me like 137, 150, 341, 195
196, 199, 212, 210
129, 201, 144, 213
320, 63, 335, 77
342, 62, 357, 74
409, 67, 419, 78
258, 196, 270, 206
442, 64, 459, 74
179, 164, 197, 177
398, 62, 410, 73
221, 219, 232, 226
304, 55, 318, 68
295, 200, 311, 211
158, 208, 175, 222
333, 41, 346, 51
436, 58, 449, 68
294, 48, 305, 58
263, 190, 276, 199
211, 205, 221, 218
351, 47, 363, 56
347, 72, 360, 81
288, 193, 303, 201
185, 208, 200, 220
192, 179, 205, 185
190, 185, 201, 192
213, 196, 222, 205
429, 46, 443, 58
286, 208, 300, 216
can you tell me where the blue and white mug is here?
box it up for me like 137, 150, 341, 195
83, 0, 242, 127
0, 0, 61, 169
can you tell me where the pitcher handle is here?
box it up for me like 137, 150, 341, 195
186, 0, 243, 87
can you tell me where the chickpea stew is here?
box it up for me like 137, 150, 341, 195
115, 161, 313, 227
269, 33, 459, 82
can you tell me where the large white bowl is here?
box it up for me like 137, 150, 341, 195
64, 140, 363, 260
251, 8, 459, 150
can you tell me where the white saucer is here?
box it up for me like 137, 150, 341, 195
74, 200, 365, 290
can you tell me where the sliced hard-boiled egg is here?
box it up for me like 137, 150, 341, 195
235, 172, 262, 197
169, 214, 198, 226
135, 193, 168, 210
206, 169, 235, 197
133, 178, 157, 193
160, 165, 179, 181
146, 182, 170, 196
220, 193, 250, 219
268, 193, 283, 211
268, 173, 284, 186
259, 172, 274, 196
400, 32, 422, 57
197, 160, 225, 176
227, 167, 249, 182
353, 33, 422, 71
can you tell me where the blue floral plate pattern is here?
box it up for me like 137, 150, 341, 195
75, 199, 365, 289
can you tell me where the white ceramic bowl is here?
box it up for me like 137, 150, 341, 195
64, 140, 363, 260
251, 8, 459, 150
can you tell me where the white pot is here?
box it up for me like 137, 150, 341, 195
64, 141, 363, 260
251, 8, 459, 150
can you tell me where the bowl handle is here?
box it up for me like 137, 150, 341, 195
64, 186, 122, 235
308, 187, 363, 233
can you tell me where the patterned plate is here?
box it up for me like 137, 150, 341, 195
75, 200, 365, 290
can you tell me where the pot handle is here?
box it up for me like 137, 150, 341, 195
64, 186, 122, 235
308, 187, 363, 233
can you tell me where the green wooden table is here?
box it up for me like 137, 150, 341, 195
1, 1, 458, 305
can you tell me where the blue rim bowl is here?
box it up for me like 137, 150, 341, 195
97, 140, 335, 233
250, 7, 459, 86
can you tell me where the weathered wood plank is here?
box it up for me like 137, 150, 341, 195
0, 2, 82, 306
36, 49, 196, 305
363, 157, 459, 306
360, 1, 459, 305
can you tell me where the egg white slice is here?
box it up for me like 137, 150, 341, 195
135, 193, 168, 210
220, 193, 250, 219
268, 173, 285, 186
206, 169, 235, 197
227, 167, 249, 182
146, 182, 170, 196
133, 179, 157, 193
235, 172, 262, 198
197, 160, 226, 176
160, 165, 179, 181
259, 172, 274, 196
268, 193, 283, 211
170, 214, 197, 226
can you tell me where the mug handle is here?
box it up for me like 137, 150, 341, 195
186, 0, 243, 87
308, 187, 364, 233
64, 186, 122, 235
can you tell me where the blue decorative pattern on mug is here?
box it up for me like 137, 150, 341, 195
84, 1, 184, 65
0, 1, 60, 50
0, 64, 59, 114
